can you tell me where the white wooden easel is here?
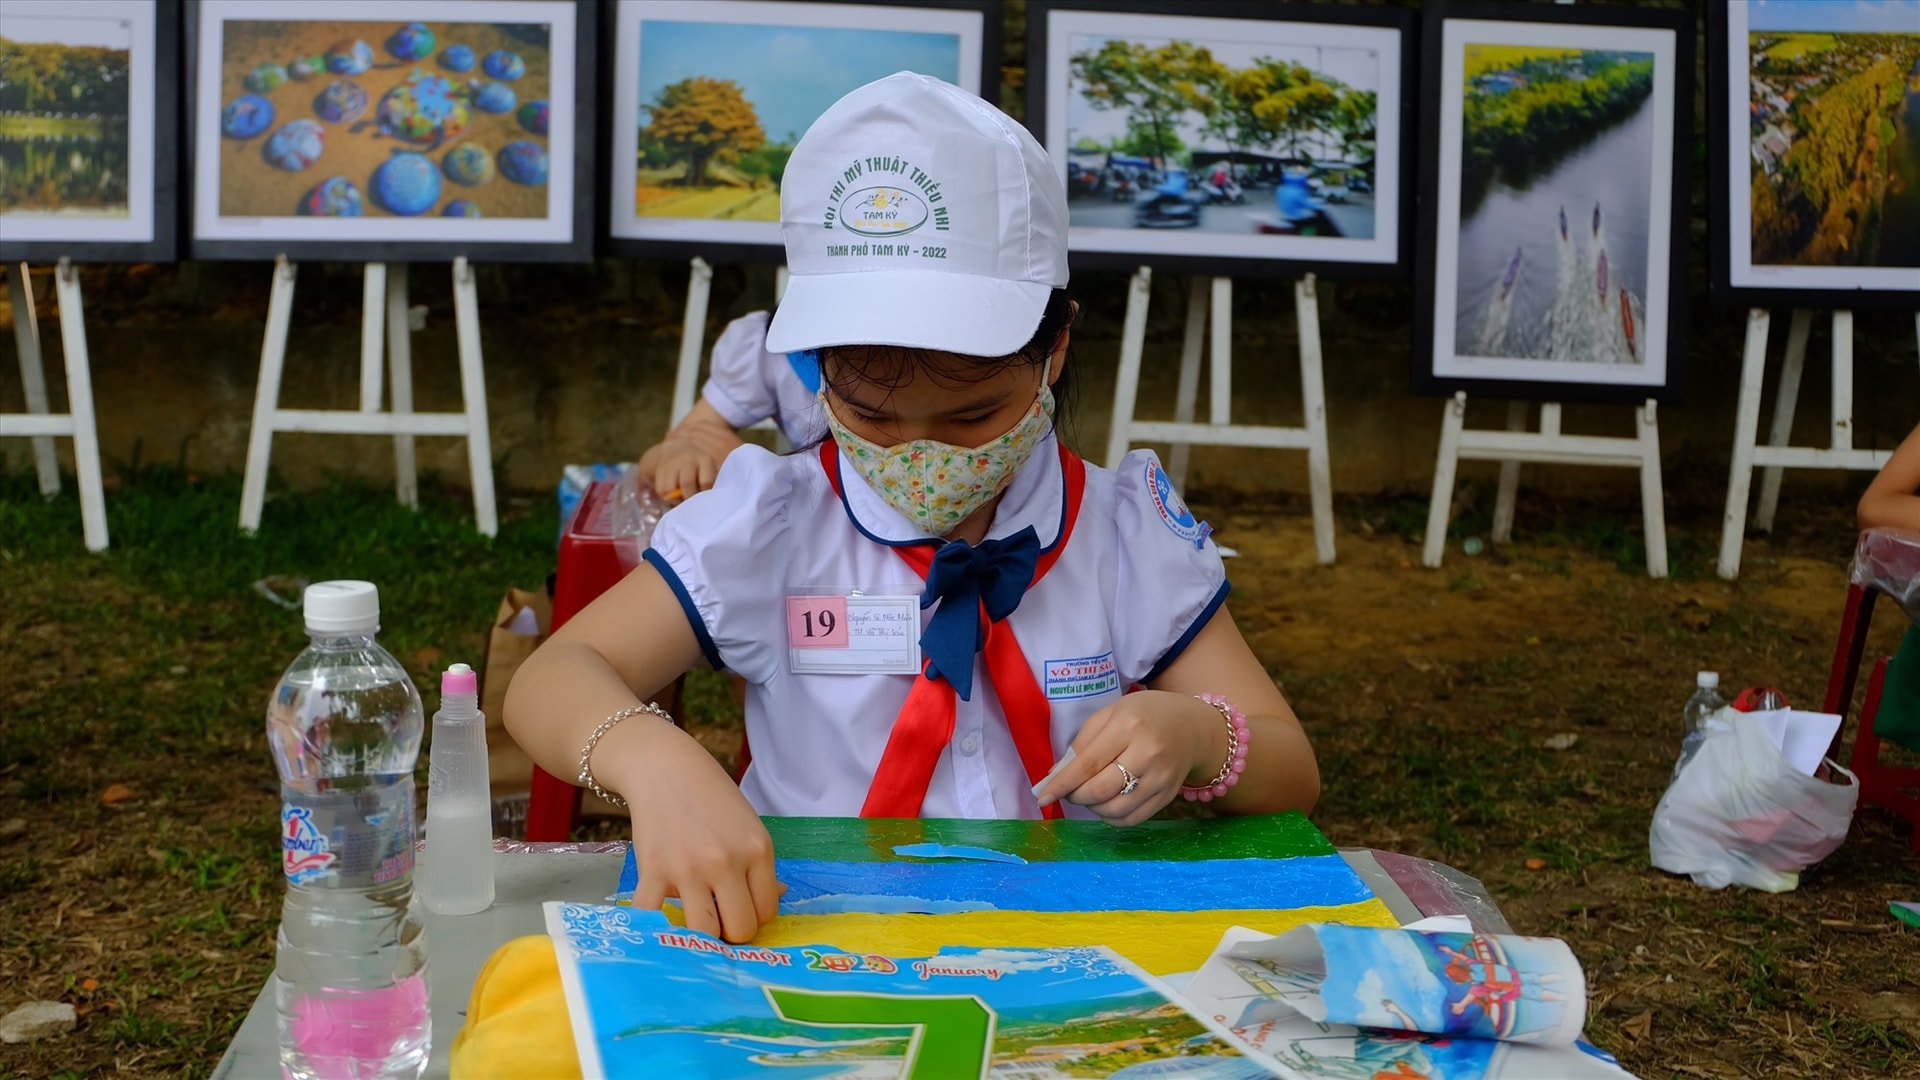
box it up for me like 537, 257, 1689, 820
238, 256, 497, 535
1106, 267, 1337, 564
2, 260, 108, 550
1423, 394, 1668, 578
1717, 308, 1919, 580
669, 256, 790, 439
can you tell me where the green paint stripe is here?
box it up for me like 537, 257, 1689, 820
762, 811, 1336, 863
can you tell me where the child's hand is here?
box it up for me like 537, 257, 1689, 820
613, 731, 780, 942
1034, 690, 1225, 826
637, 438, 720, 503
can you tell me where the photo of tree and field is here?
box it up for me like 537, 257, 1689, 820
632, 20, 961, 221
1745, 0, 1920, 269
1063, 29, 1381, 239
0, 10, 132, 217
1452, 42, 1659, 366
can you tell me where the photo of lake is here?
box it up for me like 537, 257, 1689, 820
1453, 45, 1656, 366
0, 9, 132, 218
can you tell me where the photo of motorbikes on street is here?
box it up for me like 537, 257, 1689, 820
1064, 29, 1381, 238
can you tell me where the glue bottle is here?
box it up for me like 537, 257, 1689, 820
420, 663, 495, 915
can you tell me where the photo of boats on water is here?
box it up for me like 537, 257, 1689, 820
1453, 45, 1656, 365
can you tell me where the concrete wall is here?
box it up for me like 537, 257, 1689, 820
2, 260, 1914, 507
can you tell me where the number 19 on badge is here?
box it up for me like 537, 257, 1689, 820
787, 596, 850, 649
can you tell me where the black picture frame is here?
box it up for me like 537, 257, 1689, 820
1026, 0, 1415, 279
1707, 1, 1920, 309
1411, 0, 1694, 405
598, 0, 1003, 263
0, 0, 181, 264
184, 0, 597, 263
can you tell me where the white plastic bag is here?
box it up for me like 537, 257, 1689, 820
608, 465, 671, 573
1649, 719, 1858, 892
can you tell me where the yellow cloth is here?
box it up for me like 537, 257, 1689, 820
450, 935, 581, 1080
447, 898, 1396, 1078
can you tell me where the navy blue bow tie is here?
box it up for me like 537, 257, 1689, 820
918, 526, 1041, 701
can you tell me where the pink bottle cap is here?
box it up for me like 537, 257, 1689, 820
442, 662, 478, 696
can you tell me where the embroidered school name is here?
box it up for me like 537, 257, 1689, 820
653, 932, 792, 967
1045, 652, 1119, 700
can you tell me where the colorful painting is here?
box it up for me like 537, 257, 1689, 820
190, 0, 586, 260
547, 904, 1264, 1079
1033, 2, 1410, 275
1718, 0, 1920, 301
614, 815, 1399, 977
0, 0, 169, 258
1416, 6, 1692, 402
604, 0, 991, 256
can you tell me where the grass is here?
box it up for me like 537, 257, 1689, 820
1759, 33, 1840, 62
3, 465, 1917, 1077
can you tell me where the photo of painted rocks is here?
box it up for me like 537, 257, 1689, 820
216, 20, 552, 219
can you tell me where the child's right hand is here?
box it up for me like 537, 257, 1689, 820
614, 731, 780, 943
637, 438, 721, 503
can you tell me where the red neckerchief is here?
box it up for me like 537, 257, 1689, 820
819, 440, 1086, 818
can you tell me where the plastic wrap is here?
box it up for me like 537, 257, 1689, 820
1367, 849, 1514, 935
1851, 527, 1920, 624
609, 465, 672, 572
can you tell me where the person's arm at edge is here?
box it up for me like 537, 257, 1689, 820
1858, 422, 1920, 532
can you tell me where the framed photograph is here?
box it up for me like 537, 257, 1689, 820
1028, 0, 1413, 278
1413, 2, 1693, 404
187, 0, 595, 262
0, 0, 178, 263
602, 0, 1000, 261
1710, 1, 1920, 307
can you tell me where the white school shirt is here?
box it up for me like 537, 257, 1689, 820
645, 431, 1229, 820
698, 311, 827, 447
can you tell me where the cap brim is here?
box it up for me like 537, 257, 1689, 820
765, 269, 1053, 357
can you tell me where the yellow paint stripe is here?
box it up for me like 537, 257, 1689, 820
700, 898, 1400, 976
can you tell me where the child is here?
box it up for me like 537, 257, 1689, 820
505, 72, 1319, 945
1857, 420, 1920, 751
636, 312, 824, 502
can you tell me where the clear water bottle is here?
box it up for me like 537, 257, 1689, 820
420, 663, 495, 916
1671, 671, 1729, 782
267, 581, 429, 1080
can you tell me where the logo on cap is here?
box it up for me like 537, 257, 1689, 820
842, 186, 929, 237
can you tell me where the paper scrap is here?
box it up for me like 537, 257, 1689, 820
1030, 745, 1078, 799
890, 842, 1028, 865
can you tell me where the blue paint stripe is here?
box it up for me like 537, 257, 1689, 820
772, 854, 1371, 913
642, 548, 723, 671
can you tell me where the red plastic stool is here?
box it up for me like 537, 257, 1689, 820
525, 480, 685, 841
1824, 568, 1920, 852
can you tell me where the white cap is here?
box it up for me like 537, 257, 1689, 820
765, 71, 1068, 358
1696, 671, 1719, 689
304, 580, 379, 634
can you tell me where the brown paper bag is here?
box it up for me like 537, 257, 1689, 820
481, 587, 626, 829
482, 587, 549, 808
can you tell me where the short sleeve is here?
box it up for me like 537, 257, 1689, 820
1109, 450, 1231, 686
700, 312, 779, 430
643, 445, 793, 683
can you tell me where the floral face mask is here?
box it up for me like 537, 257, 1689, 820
825, 380, 1056, 535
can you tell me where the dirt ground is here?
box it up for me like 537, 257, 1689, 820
0, 483, 1914, 1078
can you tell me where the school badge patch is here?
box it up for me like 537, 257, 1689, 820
1146, 460, 1211, 550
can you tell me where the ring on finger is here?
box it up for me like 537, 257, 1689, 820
1113, 760, 1139, 796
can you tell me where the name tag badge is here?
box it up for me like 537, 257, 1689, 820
788, 593, 921, 676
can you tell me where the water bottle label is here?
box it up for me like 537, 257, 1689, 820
282, 805, 337, 884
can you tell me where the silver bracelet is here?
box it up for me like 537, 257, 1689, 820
577, 702, 674, 809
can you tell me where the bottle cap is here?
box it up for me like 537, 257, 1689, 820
1696, 671, 1719, 689
442, 662, 478, 696
304, 580, 379, 634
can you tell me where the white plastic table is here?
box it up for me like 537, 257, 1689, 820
213, 846, 1439, 1078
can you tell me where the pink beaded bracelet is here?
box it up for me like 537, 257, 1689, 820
1181, 694, 1249, 802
